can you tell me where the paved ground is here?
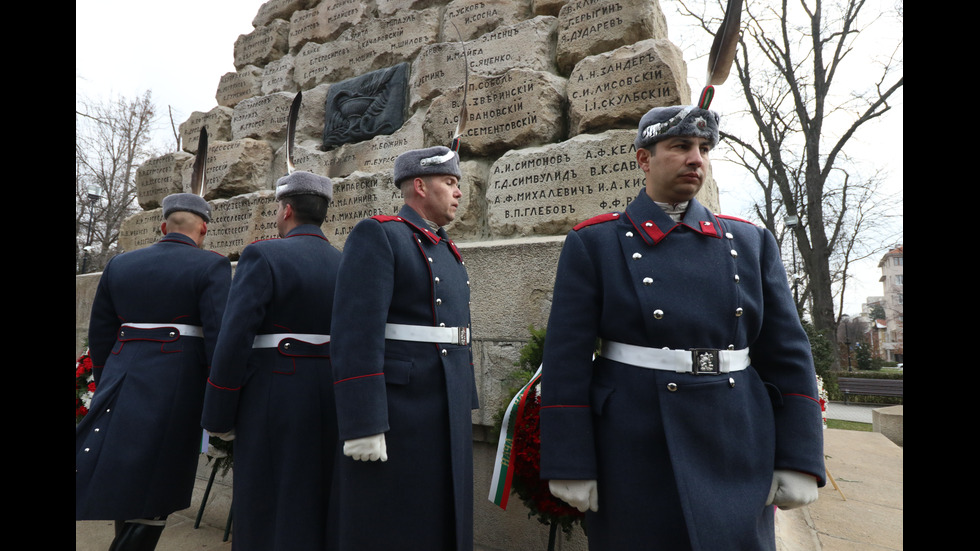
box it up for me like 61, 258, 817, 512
76, 402, 900, 550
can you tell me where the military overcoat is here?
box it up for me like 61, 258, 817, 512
201, 224, 341, 551
329, 205, 478, 551
76, 232, 231, 520
540, 192, 825, 550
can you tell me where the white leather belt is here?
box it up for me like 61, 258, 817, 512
384, 323, 470, 346
120, 323, 203, 338
600, 340, 750, 375
252, 333, 331, 348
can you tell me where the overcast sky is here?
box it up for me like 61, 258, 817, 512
76, 0, 902, 316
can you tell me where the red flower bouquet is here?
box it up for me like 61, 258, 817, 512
75, 350, 95, 423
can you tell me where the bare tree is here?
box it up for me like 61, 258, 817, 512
76, 90, 158, 274
677, 0, 903, 370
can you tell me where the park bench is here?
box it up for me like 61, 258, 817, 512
837, 377, 903, 402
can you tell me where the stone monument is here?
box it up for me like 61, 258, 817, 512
79, 1, 733, 548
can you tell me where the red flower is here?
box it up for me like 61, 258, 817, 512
509, 386, 584, 531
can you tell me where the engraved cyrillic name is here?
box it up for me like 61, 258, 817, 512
487, 130, 646, 236
567, 39, 690, 135
556, 0, 668, 73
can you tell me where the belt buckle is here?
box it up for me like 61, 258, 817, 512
457, 327, 470, 346
690, 349, 721, 375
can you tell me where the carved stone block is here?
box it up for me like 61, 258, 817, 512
342, 6, 441, 76
323, 171, 403, 247
253, 0, 316, 28
444, 0, 531, 41
322, 63, 409, 150
293, 40, 355, 89
231, 92, 295, 143
555, 0, 668, 74
119, 210, 164, 253
486, 128, 720, 237
234, 19, 290, 70
206, 190, 280, 258
288, 0, 372, 52
216, 66, 264, 108
262, 55, 297, 95
567, 38, 690, 135
179, 107, 235, 154
188, 139, 276, 199
411, 16, 558, 109
135, 152, 193, 210
423, 68, 567, 157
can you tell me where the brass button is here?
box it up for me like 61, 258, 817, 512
725, 232, 734, 239
734, 274, 740, 283
729, 378, 736, 388
119, 331, 125, 337
169, 331, 176, 337
730, 250, 738, 258
436, 298, 442, 305
626, 231, 634, 237
735, 308, 743, 317
441, 349, 448, 356
633, 253, 642, 260
653, 309, 664, 319
434, 277, 440, 284
642, 277, 653, 286
667, 383, 678, 392
283, 342, 291, 349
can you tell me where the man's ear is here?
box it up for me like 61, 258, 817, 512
200, 221, 208, 236
636, 147, 652, 173
161, 221, 168, 235
412, 177, 427, 197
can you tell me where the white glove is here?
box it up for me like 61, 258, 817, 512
344, 433, 388, 462
766, 469, 818, 509
207, 429, 235, 441
548, 479, 599, 512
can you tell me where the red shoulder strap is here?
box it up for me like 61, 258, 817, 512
573, 212, 621, 231
715, 213, 756, 226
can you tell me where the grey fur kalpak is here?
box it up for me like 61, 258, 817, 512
275, 171, 334, 202
634, 105, 721, 151
162, 193, 212, 223
393, 146, 462, 186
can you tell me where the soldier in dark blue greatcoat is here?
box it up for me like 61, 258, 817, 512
76, 192, 231, 550
329, 146, 478, 551
540, 106, 826, 550
201, 171, 340, 550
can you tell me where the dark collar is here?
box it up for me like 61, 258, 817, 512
624, 191, 720, 245
283, 224, 328, 241
159, 232, 198, 247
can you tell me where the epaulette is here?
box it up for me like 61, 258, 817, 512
715, 214, 756, 226
572, 212, 622, 231
372, 215, 403, 223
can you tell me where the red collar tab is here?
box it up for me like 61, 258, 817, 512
573, 212, 621, 231
696, 220, 719, 237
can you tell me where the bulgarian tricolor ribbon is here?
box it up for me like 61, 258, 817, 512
488, 364, 542, 509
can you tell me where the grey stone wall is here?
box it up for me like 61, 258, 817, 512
78, 1, 727, 547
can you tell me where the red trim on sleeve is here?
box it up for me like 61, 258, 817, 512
334, 373, 384, 385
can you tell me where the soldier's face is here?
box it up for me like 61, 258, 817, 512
418, 175, 462, 227
638, 136, 711, 203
